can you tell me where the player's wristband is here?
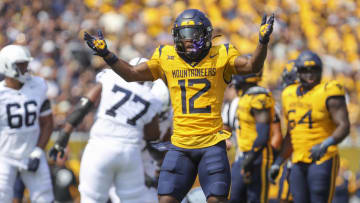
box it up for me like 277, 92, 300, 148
104, 53, 119, 66
321, 137, 336, 149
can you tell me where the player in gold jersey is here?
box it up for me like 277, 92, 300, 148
84, 9, 274, 203
268, 51, 350, 203
228, 71, 275, 203
275, 60, 297, 203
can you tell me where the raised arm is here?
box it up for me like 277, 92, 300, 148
84, 31, 154, 82
234, 14, 274, 75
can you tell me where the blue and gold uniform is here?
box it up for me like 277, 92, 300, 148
229, 86, 275, 203
147, 43, 238, 148
147, 42, 240, 200
83, 8, 274, 202
277, 161, 293, 202
282, 80, 344, 203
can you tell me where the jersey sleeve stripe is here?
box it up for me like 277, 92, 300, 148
159, 45, 165, 57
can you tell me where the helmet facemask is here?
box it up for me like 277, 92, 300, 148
297, 66, 322, 90
173, 26, 211, 61
13, 61, 30, 83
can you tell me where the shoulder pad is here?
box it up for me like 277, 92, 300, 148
245, 86, 269, 95
95, 69, 109, 82
324, 80, 344, 91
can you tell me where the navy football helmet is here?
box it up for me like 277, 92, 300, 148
172, 9, 213, 62
295, 50, 322, 73
295, 50, 322, 88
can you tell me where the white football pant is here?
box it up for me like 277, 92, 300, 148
0, 153, 54, 203
79, 139, 158, 203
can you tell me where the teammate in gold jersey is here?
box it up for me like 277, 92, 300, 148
268, 51, 350, 203
274, 60, 297, 203
84, 9, 274, 203
228, 71, 275, 203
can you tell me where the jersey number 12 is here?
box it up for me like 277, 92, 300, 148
178, 78, 211, 114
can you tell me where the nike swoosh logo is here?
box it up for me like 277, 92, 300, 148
210, 54, 218, 58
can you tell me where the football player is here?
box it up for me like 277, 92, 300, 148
229, 71, 275, 203
275, 60, 297, 203
268, 51, 350, 203
0, 45, 54, 202
84, 9, 274, 203
49, 57, 162, 203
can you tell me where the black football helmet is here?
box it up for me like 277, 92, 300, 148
172, 9, 213, 62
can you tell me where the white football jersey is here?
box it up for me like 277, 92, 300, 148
0, 76, 51, 159
150, 79, 173, 140
89, 69, 162, 144
221, 97, 239, 132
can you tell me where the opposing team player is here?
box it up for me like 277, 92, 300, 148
49, 57, 162, 203
268, 51, 350, 203
84, 9, 274, 203
0, 45, 54, 202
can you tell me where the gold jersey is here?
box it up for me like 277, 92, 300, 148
147, 44, 240, 148
236, 86, 275, 152
282, 80, 345, 163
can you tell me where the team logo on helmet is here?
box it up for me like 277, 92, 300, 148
295, 50, 322, 72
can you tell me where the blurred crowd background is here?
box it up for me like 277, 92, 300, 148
1, 0, 360, 201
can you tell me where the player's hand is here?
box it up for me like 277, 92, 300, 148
241, 169, 252, 184
84, 30, 110, 57
241, 151, 257, 171
146, 141, 170, 161
309, 143, 328, 162
49, 143, 65, 161
49, 130, 70, 161
309, 137, 336, 162
259, 13, 275, 44
241, 151, 257, 183
268, 164, 280, 184
27, 147, 43, 172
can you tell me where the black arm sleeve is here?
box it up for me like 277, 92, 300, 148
66, 97, 94, 127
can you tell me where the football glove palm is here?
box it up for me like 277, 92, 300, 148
84, 30, 110, 57
49, 130, 70, 161
309, 137, 335, 162
259, 13, 275, 44
268, 164, 280, 184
